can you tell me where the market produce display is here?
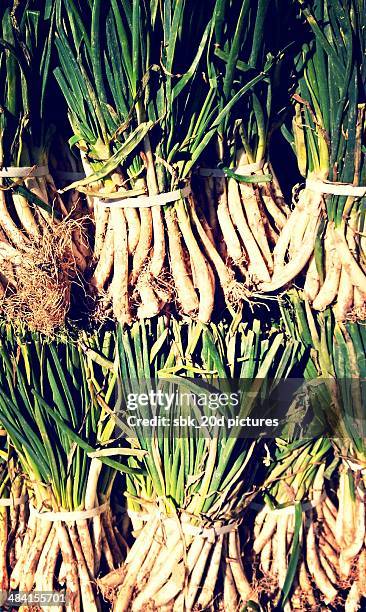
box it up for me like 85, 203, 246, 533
0, 1, 364, 611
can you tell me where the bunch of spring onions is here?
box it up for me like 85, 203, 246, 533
253, 437, 337, 610
276, 290, 366, 611
195, 0, 290, 292
54, 0, 274, 325
0, 326, 142, 611
95, 316, 302, 611
0, 1, 88, 334
260, 0, 366, 322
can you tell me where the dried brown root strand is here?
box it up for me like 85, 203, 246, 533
304, 255, 320, 302
51, 181, 91, 259
350, 287, 366, 320
312, 231, 341, 311
0, 220, 78, 334
130, 208, 153, 285
227, 178, 271, 283
43, 176, 88, 272
0, 255, 17, 291
164, 208, 198, 316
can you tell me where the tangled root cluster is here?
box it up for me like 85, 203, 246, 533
0, 220, 80, 335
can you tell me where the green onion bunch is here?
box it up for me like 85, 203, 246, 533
274, 289, 366, 608
96, 316, 302, 611
54, 0, 274, 326
0, 326, 141, 610
259, 0, 366, 322
194, 0, 291, 294
0, 1, 87, 334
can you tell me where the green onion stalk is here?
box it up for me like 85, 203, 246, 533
0, 428, 25, 593
55, 0, 266, 325
195, 0, 290, 293
260, 0, 366, 321
0, 327, 142, 611
277, 289, 366, 610
0, 1, 87, 334
97, 316, 302, 611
